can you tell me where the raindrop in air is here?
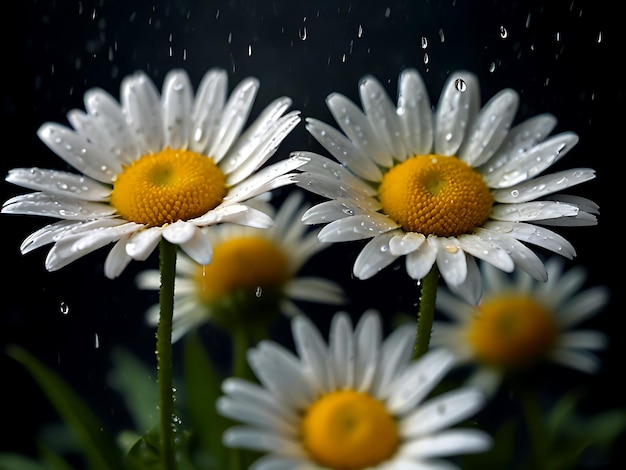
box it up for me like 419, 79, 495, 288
59, 301, 70, 315
499, 25, 508, 39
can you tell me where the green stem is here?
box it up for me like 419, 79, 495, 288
519, 385, 549, 470
231, 327, 251, 380
412, 265, 439, 361
157, 239, 178, 470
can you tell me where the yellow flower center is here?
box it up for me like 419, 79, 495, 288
301, 390, 399, 470
194, 236, 289, 301
468, 294, 557, 369
110, 147, 227, 226
378, 155, 493, 236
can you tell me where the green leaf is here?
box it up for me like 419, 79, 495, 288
0, 453, 47, 470
107, 347, 159, 434
7, 345, 124, 470
181, 332, 231, 469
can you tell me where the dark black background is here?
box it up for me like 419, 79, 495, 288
1, 0, 623, 468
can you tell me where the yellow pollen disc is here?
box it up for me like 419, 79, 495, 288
193, 237, 289, 301
468, 295, 557, 369
378, 154, 493, 237
110, 147, 227, 226
301, 390, 399, 470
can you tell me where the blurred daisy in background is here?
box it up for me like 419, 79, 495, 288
295, 68, 598, 303
217, 310, 492, 469
430, 257, 609, 396
137, 191, 347, 342
2, 67, 305, 278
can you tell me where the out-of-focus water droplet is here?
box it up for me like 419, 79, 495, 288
248, 44, 252, 56
597, 30, 602, 43
421, 36, 428, 49
455, 78, 466, 92
489, 62, 496, 73
499, 25, 508, 39
357, 24, 364, 38
94, 333, 100, 348
60, 301, 70, 315
438, 28, 445, 42
255, 286, 262, 298
384, 7, 391, 17
299, 26, 307, 40
423, 52, 429, 64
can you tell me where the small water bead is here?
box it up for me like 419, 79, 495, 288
510, 189, 519, 198
443, 244, 458, 254
454, 78, 467, 92
59, 301, 70, 315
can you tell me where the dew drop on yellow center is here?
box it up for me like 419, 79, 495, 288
194, 236, 289, 301
378, 154, 493, 237
110, 147, 227, 226
468, 294, 557, 369
301, 390, 399, 470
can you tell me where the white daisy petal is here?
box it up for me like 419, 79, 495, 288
360, 75, 407, 159
18, 220, 83, 254
83, 88, 139, 165
434, 71, 480, 156
2, 193, 116, 220
226, 111, 302, 186
104, 235, 134, 279
293, 152, 378, 197
459, 88, 519, 167
353, 310, 382, 392
490, 200, 580, 222
125, 227, 163, 260
249, 455, 310, 470
162, 220, 196, 244
480, 114, 557, 173
400, 429, 492, 459
120, 70, 164, 154
435, 238, 468, 287
474, 227, 548, 281
225, 156, 309, 203
491, 168, 596, 203
447, 256, 483, 305
457, 233, 514, 273
189, 68, 227, 154
558, 331, 608, 350
485, 132, 579, 188
353, 231, 400, 279
370, 323, 416, 398
161, 69, 193, 150
329, 313, 355, 389
285, 278, 346, 304
178, 227, 213, 266
292, 314, 331, 394
36, 123, 121, 183
300, 198, 371, 224
248, 342, 316, 409
398, 68, 433, 157
208, 77, 259, 162
318, 213, 399, 242
483, 220, 576, 259
559, 286, 610, 327
222, 426, 303, 457
386, 349, 455, 414
549, 349, 603, 374
327, 92, 392, 167
6, 168, 111, 201
402, 388, 485, 436
390, 232, 426, 256
306, 118, 383, 181
405, 237, 438, 280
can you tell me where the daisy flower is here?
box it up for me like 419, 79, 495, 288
2, 68, 306, 278
295, 68, 598, 304
430, 257, 609, 395
217, 310, 492, 469
136, 191, 347, 342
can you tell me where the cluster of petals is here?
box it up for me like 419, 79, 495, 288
2, 68, 305, 278
218, 310, 492, 469
295, 68, 598, 303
